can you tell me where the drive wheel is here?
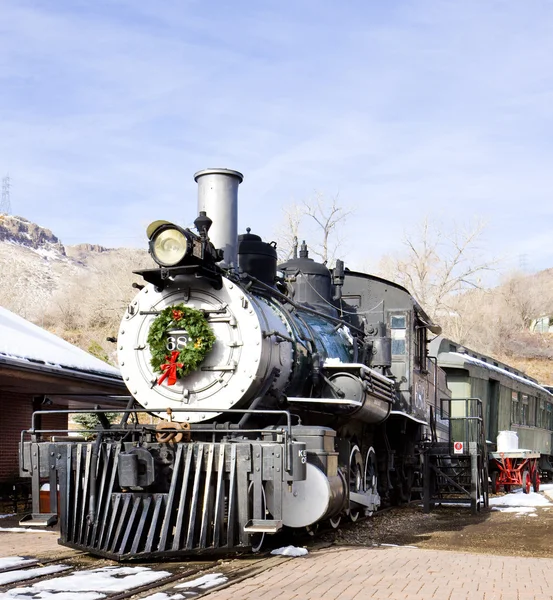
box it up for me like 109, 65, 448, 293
532, 471, 540, 492
481, 460, 489, 508
349, 445, 363, 522
363, 446, 378, 517
328, 516, 341, 529
306, 523, 319, 536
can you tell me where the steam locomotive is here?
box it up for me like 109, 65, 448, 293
21, 169, 450, 560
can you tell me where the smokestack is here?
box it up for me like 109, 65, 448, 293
194, 168, 243, 269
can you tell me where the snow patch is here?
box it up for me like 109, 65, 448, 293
1, 590, 104, 600
492, 506, 537, 514
0, 514, 15, 520
0, 565, 70, 586
141, 594, 185, 600
489, 491, 552, 508
175, 573, 228, 590
489, 487, 553, 516
0, 566, 171, 599
270, 545, 308, 557
34, 247, 62, 260
31, 566, 171, 593
0, 557, 35, 569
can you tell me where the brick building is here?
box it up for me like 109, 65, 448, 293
0, 306, 128, 499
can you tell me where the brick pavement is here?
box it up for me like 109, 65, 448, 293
208, 546, 553, 600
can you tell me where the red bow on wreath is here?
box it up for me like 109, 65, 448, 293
157, 351, 184, 386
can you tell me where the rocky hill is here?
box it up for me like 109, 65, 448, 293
0, 215, 77, 319
0, 214, 66, 257
0, 214, 152, 362
66, 243, 110, 261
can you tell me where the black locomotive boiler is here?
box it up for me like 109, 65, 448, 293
20, 169, 449, 559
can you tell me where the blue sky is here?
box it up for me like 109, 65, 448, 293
1, 0, 553, 273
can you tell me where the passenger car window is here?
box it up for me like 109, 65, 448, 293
511, 391, 519, 425
521, 394, 528, 426
538, 400, 545, 428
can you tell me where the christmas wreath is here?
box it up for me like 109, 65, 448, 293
147, 304, 216, 385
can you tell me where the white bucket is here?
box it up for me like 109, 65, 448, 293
497, 430, 519, 452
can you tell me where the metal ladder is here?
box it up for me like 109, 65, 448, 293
422, 398, 489, 515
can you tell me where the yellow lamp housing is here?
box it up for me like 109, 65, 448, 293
147, 222, 191, 267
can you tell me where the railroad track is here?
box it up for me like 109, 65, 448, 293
0, 548, 297, 600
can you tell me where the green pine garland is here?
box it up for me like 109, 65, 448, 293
147, 304, 216, 379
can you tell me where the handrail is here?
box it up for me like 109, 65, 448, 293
29, 407, 294, 437
21, 407, 297, 475
438, 397, 485, 450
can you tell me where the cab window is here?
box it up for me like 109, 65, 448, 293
390, 314, 406, 355
414, 318, 428, 371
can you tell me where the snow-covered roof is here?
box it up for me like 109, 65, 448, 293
0, 306, 121, 379
442, 351, 552, 396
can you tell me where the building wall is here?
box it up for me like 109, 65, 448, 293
41, 407, 69, 435
0, 391, 33, 482
0, 391, 67, 482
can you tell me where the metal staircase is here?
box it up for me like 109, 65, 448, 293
422, 398, 489, 515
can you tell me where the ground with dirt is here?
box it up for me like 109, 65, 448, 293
319, 503, 553, 558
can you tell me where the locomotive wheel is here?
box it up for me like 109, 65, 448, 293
306, 523, 319, 536
349, 445, 363, 522
533, 471, 540, 492
522, 470, 531, 494
328, 516, 341, 529
364, 447, 378, 517
482, 461, 489, 508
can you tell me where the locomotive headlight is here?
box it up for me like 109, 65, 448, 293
149, 224, 189, 267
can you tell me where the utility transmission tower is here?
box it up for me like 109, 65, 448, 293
518, 253, 529, 273
1, 175, 11, 215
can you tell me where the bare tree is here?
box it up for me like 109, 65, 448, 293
274, 202, 304, 262
378, 217, 496, 320
273, 192, 353, 266
302, 192, 353, 265
498, 270, 553, 330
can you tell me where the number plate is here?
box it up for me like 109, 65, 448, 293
166, 329, 189, 351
